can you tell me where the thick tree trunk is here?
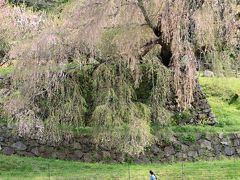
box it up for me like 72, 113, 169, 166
137, 0, 217, 124
159, 45, 217, 125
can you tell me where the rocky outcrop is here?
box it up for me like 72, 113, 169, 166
1, 125, 240, 163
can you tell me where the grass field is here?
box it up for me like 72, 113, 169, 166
0, 154, 240, 180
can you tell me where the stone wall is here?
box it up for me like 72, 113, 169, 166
1, 125, 240, 163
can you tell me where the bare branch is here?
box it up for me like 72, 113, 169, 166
138, 38, 161, 58
137, 0, 161, 37
0, 54, 9, 67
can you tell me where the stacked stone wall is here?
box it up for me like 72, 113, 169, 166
1, 125, 240, 163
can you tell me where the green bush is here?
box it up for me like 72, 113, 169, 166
179, 134, 196, 144
172, 109, 194, 125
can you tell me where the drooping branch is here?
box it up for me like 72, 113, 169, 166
188, 0, 205, 14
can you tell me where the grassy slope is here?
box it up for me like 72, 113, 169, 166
0, 154, 240, 180
170, 77, 240, 135
200, 77, 240, 129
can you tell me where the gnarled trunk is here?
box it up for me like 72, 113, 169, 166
159, 44, 217, 124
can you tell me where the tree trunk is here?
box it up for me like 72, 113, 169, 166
159, 45, 217, 125
158, 43, 172, 67
137, 0, 217, 124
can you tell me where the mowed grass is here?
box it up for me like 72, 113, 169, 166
0, 154, 240, 180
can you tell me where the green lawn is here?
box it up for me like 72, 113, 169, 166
201, 77, 240, 132
0, 154, 240, 179
168, 77, 240, 135
200, 77, 240, 130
